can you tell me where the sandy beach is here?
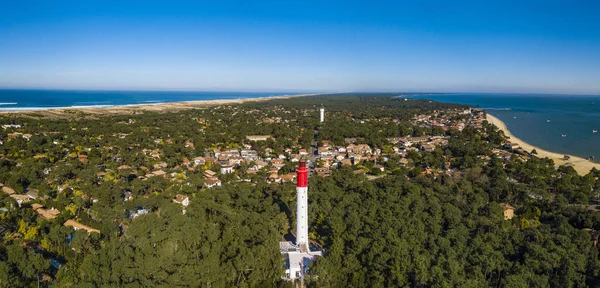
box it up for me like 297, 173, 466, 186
486, 113, 600, 175
0, 93, 316, 118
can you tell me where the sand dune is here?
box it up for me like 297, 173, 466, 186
486, 114, 599, 175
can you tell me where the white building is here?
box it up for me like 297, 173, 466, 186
173, 194, 190, 207
319, 106, 325, 123
220, 165, 234, 174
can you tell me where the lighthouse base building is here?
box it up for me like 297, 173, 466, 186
279, 242, 322, 280
279, 161, 322, 280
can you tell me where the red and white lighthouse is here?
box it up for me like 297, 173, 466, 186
279, 160, 322, 280
296, 161, 309, 252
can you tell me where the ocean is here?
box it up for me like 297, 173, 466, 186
0, 89, 306, 111
409, 93, 600, 161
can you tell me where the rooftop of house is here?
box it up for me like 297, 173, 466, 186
204, 170, 217, 177
64, 219, 100, 234
36, 207, 61, 220
174, 194, 189, 203
2, 186, 16, 195
205, 178, 221, 185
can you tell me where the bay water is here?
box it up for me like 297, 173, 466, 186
410, 93, 600, 161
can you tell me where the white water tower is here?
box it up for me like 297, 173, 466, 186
319, 105, 325, 123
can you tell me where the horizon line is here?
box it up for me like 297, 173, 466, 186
0, 87, 599, 97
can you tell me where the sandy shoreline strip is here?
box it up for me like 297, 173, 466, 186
0, 93, 317, 116
486, 113, 599, 175
0, 93, 317, 112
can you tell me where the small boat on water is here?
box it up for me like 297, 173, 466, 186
546, 120, 551, 123
594, 130, 598, 133
562, 134, 567, 137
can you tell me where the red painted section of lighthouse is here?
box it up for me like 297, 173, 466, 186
296, 161, 308, 187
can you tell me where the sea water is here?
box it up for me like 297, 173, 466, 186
0, 89, 306, 111
410, 93, 600, 161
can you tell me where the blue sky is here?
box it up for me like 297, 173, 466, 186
0, 0, 599, 93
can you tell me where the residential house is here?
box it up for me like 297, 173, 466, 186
78, 154, 88, 163
10, 194, 30, 206
499, 203, 515, 220
2, 186, 16, 195
129, 206, 149, 219
421, 143, 436, 152
204, 178, 222, 188
26, 189, 39, 200
240, 149, 259, 160
504, 143, 520, 150
153, 162, 168, 169
246, 135, 271, 141
318, 147, 333, 157
253, 160, 268, 170
221, 165, 234, 174
204, 170, 217, 178
398, 138, 413, 147
349, 144, 372, 155
220, 149, 240, 158
267, 173, 282, 184
173, 194, 190, 207
280, 173, 296, 183
193, 157, 206, 166
64, 219, 100, 234
227, 156, 245, 165
34, 207, 61, 220
123, 191, 134, 201
148, 170, 166, 178
315, 167, 331, 177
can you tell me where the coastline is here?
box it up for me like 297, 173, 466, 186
0, 93, 317, 116
486, 113, 600, 175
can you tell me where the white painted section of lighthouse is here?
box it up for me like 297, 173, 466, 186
279, 161, 322, 281
319, 107, 325, 123
296, 185, 309, 251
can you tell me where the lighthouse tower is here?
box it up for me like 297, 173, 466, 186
279, 160, 322, 280
296, 161, 309, 252
319, 105, 325, 123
